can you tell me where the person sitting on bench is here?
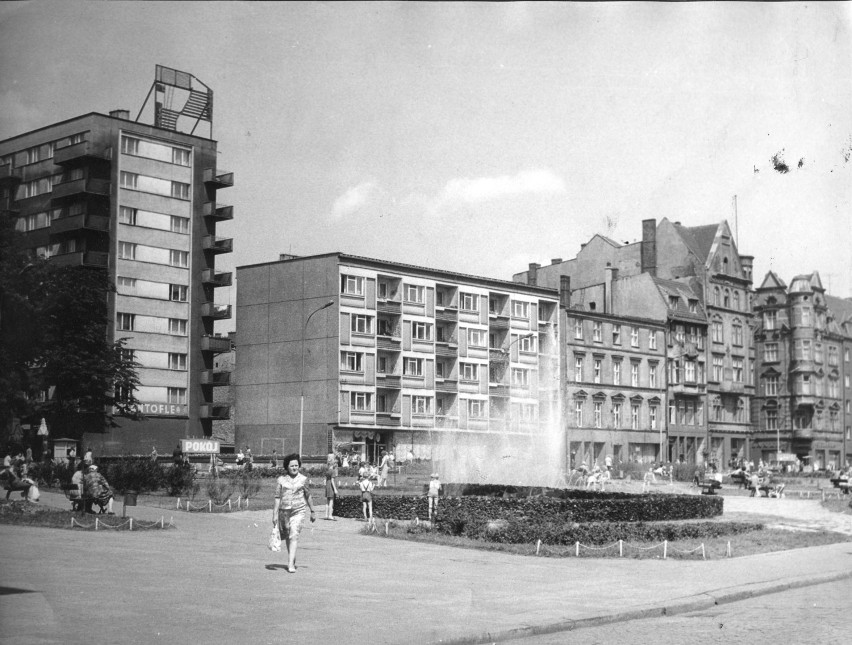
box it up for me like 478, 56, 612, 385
68, 462, 86, 510
1, 463, 32, 500
83, 464, 115, 514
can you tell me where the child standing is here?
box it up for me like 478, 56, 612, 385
427, 473, 442, 520
359, 474, 374, 523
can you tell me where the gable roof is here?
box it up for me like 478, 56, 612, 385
671, 222, 719, 263
757, 271, 787, 291
652, 277, 706, 322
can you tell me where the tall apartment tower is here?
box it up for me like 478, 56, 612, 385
0, 67, 234, 453
235, 253, 561, 474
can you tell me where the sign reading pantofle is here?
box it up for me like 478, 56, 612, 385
181, 439, 220, 454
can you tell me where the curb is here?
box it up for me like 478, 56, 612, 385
428, 569, 852, 645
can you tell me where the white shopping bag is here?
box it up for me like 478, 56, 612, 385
268, 525, 281, 552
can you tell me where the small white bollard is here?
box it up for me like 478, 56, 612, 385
663, 540, 667, 559
536, 539, 541, 556
726, 541, 731, 557
208, 500, 212, 512
176, 497, 181, 509
130, 518, 133, 531
575, 541, 580, 557
619, 539, 623, 557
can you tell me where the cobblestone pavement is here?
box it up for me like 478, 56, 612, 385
499, 577, 852, 643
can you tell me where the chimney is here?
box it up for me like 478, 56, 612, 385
605, 265, 618, 313
551, 258, 562, 265
109, 109, 130, 120
559, 275, 571, 308
528, 263, 540, 286
641, 218, 657, 277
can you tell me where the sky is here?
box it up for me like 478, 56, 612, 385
2, 2, 851, 332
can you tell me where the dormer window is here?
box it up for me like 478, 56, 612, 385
688, 299, 698, 313
668, 296, 679, 309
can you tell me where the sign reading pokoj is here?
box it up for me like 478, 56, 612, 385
181, 439, 220, 454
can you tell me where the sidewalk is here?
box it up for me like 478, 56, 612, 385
0, 491, 850, 645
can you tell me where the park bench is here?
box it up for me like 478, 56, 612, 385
61, 483, 109, 514
829, 474, 849, 489
1, 470, 32, 500
698, 479, 722, 495
729, 471, 748, 488
839, 480, 850, 494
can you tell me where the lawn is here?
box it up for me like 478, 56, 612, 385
0, 499, 174, 531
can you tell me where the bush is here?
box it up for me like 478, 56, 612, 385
206, 477, 234, 505
28, 461, 74, 487
228, 470, 263, 499
102, 457, 164, 493
165, 465, 197, 497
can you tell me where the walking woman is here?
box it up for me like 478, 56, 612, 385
272, 454, 316, 573
324, 454, 339, 520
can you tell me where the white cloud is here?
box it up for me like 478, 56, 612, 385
331, 181, 378, 219
435, 168, 566, 210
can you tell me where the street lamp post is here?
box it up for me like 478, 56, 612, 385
299, 300, 335, 458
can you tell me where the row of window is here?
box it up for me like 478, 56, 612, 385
573, 319, 659, 350
764, 409, 841, 431
117, 277, 189, 302
710, 319, 746, 345
121, 135, 191, 166
120, 171, 190, 200
29, 240, 78, 259
763, 374, 850, 397
117, 313, 188, 336
120, 206, 189, 233
711, 286, 748, 311
762, 341, 846, 365
349, 392, 536, 419
574, 356, 660, 388
118, 241, 188, 267
3, 133, 86, 169
573, 400, 658, 430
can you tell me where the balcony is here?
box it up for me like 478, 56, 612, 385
435, 308, 458, 322
202, 235, 233, 254
200, 370, 231, 386
793, 394, 816, 408
435, 415, 459, 429
375, 413, 401, 427
201, 269, 233, 287
199, 403, 230, 420
669, 381, 705, 395
720, 380, 746, 394
53, 140, 112, 165
489, 315, 510, 330
203, 168, 234, 188
201, 302, 232, 320
50, 212, 110, 235
793, 427, 813, 440
435, 379, 458, 393
203, 202, 233, 221
376, 299, 401, 314
375, 374, 401, 388
489, 384, 510, 397
49, 251, 109, 268
201, 336, 232, 353
51, 177, 111, 200
0, 164, 22, 187
435, 342, 458, 357
377, 335, 402, 351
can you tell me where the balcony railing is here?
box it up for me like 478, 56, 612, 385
53, 140, 112, 165
201, 336, 232, 353
435, 343, 458, 357
375, 412, 401, 427
49, 251, 109, 268
489, 384, 510, 397
376, 299, 402, 314
377, 336, 402, 351
200, 370, 231, 386
202, 235, 233, 254
203, 168, 234, 188
201, 302, 232, 320
203, 202, 234, 221
0, 164, 22, 186
375, 374, 401, 388
51, 177, 111, 200
435, 415, 459, 429
435, 308, 458, 321
435, 379, 458, 393
201, 269, 233, 287
199, 403, 230, 420
488, 315, 510, 330
51, 213, 110, 235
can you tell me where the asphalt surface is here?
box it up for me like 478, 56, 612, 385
0, 491, 850, 645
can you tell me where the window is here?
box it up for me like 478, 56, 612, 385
613, 360, 621, 385
512, 368, 530, 387
119, 206, 137, 225
675, 325, 685, 344
630, 327, 639, 347
518, 334, 536, 353
404, 284, 424, 303
468, 399, 485, 418
764, 311, 776, 330
648, 331, 657, 350
669, 295, 679, 309
828, 346, 838, 367
341, 352, 363, 372
688, 299, 698, 313
170, 250, 189, 268
434, 361, 443, 378
512, 301, 529, 318
341, 274, 364, 296
171, 216, 189, 234
698, 361, 706, 384
574, 357, 583, 382
167, 387, 187, 405
169, 353, 187, 371
404, 358, 423, 376
733, 291, 740, 310
712, 320, 723, 343
575, 401, 583, 427
685, 360, 696, 383
594, 402, 602, 428
377, 282, 388, 299
351, 315, 372, 335
118, 242, 136, 260
631, 362, 639, 387
713, 287, 720, 306
668, 400, 676, 424
170, 285, 188, 302
117, 313, 135, 331
350, 392, 371, 411
413, 396, 431, 415
649, 363, 658, 388
846, 348, 850, 362
724, 289, 730, 308
736, 399, 746, 423
172, 148, 190, 166
814, 343, 823, 364
574, 319, 583, 340
121, 136, 139, 155
120, 171, 138, 189
649, 406, 658, 430
612, 325, 621, 345
685, 401, 695, 425
593, 321, 602, 342
713, 400, 722, 421
764, 343, 778, 362
733, 358, 744, 382
459, 292, 478, 311
593, 359, 601, 384
829, 379, 839, 399
712, 355, 724, 382
631, 404, 639, 429
794, 339, 811, 361
800, 306, 812, 327
460, 363, 478, 381
169, 318, 187, 336
117, 277, 137, 292
171, 182, 190, 199
732, 323, 743, 346
613, 402, 622, 427
765, 376, 778, 396
413, 322, 432, 341
468, 329, 486, 347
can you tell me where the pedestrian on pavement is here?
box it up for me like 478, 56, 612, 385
324, 457, 339, 520
379, 450, 390, 487
359, 473, 374, 522
273, 454, 316, 573
173, 443, 184, 467
427, 473, 442, 520
270, 449, 278, 468
150, 446, 158, 462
